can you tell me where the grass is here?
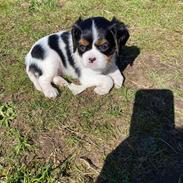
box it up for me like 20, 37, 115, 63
0, 0, 183, 182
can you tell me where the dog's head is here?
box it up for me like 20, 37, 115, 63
71, 16, 129, 71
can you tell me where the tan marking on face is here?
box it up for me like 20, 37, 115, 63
104, 55, 113, 62
95, 39, 108, 46
79, 39, 90, 46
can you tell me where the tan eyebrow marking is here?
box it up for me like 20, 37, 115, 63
79, 39, 90, 46
95, 39, 108, 46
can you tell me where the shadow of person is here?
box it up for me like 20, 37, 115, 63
96, 89, 183, 183
116, 46, 140, 72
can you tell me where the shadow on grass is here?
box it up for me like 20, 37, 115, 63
116, 46, 140, 72
96, 89, 183, 183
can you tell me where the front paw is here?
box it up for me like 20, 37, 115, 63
114, 75, 124, 89
68, 83, 86, 95
94, 86, 111, 95
94, 76, 114, 95
44, 87, 59, 98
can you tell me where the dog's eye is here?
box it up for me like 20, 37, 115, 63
79, 45, 87, 52
99, 42, 109, 52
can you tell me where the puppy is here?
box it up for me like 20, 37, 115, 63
25, 17, 129, 98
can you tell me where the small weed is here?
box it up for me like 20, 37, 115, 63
4, 164, 54, 183
13, 130, 32, 155
80, 102, 101, 120
29, 0, 58, 13
95, 122, 114, 137
120, 87, 135, 102
31, 164, 53, 182
29, 0, 39, 12
59, 153, 76, 177
106, 105, 123, 117
0, 103, 16, 127
67, 135, 82, 146
80, 109, 93, 119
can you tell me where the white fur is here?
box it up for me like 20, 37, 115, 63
92, 20, 99, 41
107, 63, 124, 88
79, 46, 109, 71
25, 31, 124, 98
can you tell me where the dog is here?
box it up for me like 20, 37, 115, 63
25, 17, 129, 98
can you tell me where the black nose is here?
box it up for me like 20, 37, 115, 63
89, 57, 96, 63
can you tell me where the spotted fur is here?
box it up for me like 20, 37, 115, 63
25, 17, 129, 98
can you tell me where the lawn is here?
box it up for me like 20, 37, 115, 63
0, 0, 183, 183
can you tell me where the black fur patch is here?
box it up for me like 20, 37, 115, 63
72, 18, 93, 56
29, 63, 43, 77
31, 44, 45, 59
94, 17, 116, 56
48, 34, 67, 68
61, 32, 81, 77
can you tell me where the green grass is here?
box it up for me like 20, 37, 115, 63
0, 0, 183, 182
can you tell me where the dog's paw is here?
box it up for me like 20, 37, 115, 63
68, 83, 86, 95
43, 87, 59, 98
114, 75, 124, 89
94, 86, 110, 95
53, 76, 69, 86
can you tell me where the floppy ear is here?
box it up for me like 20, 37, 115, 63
71, 17, 83, 52
109, 17, 129, 55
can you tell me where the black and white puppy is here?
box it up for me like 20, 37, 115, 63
25, 17, 129, 98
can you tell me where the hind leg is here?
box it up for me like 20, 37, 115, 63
38, 75, 59, 98
27, 70, 42, 92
